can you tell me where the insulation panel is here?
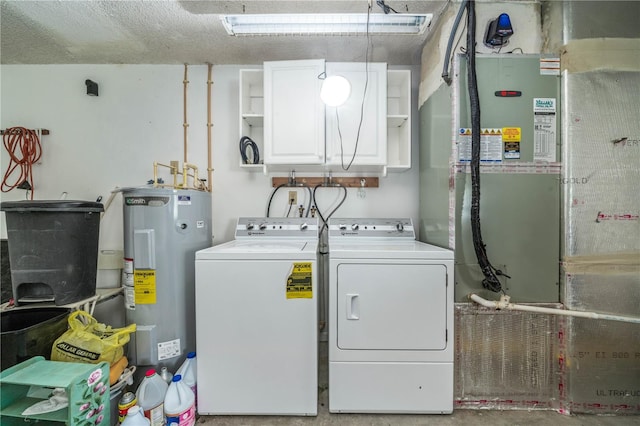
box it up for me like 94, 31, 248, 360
562, 67, 640, 413
455, 304, 561, 410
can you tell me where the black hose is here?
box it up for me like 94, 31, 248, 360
266, 183, 287, 217
304, 185, 312, 217
442, 0, 469, 85
466, 0, 503, 293
239, 136, 260, 164
312, 184, 348, 250
266, 183, 313, 218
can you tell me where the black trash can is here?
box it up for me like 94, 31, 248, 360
1, 200, 103, 306
1, 308, 69, 370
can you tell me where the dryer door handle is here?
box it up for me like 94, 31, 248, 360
346, 294, 360, 320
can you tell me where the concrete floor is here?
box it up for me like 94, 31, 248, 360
195, 343, 639, 426
198, 411, 640, 426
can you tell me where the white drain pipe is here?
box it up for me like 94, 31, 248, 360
469, 294, 640, 324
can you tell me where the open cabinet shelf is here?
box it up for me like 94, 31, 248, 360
386, 69, 412, 171
239, 69, 265, 169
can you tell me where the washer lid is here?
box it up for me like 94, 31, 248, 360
196, 239, 318, 260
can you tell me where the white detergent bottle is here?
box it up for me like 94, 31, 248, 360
121, 405, 151, 426
176, 352, 197, 404
164, 374, 195, 426
136, 369, 169, 426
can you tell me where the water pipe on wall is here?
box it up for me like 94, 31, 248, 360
206, 63, 213, 192
469, 293, 640, 324
151, 161, 204, 191
149, 64, 210, 192
183, 63, 189, 166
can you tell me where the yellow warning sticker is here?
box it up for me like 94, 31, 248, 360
502, 127, 521, 142
134, 270, 157, 304
286, 262, 313, 299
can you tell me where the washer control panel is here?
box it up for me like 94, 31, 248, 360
328, 218, 415, 239
236, 217, 318, 238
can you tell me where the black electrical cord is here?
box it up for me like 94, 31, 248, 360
266, 183, 313, 218
442, 0, 469, 85
312, 183, 348, 252
266, 183, 287, 217
466, 0, 506, 294
239, 136, 260, 164
339, 2, 371, 171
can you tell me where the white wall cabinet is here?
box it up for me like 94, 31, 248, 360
264, 59, 326, 165
238, 61, 411, 173
325, 62, 387, 169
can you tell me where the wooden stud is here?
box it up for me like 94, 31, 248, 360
272, 176, 378, 188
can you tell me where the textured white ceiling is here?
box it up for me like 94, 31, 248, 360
1, 1, 448, 65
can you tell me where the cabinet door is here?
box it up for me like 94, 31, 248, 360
325, 62, 387, 167
264, 59, 325, 165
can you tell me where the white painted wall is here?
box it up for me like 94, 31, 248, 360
1, 64, 420, 287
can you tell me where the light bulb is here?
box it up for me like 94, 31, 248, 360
320, 75, 351, 107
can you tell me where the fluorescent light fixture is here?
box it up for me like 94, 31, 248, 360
220, 13, 431, 36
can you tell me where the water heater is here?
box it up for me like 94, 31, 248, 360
122, 187, 212, 372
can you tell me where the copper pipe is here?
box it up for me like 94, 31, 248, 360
183, 64, 189, 165
207, 63, 213, 192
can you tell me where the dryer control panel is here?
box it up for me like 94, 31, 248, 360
328, 218, 415, 239
236, 217, 319, 238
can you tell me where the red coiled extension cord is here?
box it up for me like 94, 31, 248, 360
2, 127, 42, 199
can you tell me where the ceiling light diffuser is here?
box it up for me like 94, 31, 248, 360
320, 76, 351, 107
220, 13, 431, 36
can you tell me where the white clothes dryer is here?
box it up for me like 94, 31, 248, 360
328, 218, 454, 414
195, 217, 319, 416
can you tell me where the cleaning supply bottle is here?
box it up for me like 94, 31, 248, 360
160, 366, 173, 384
164, 374, 195, 426
136, 369, 169, 426
176, 352, 197, 404
121, 405, 150, 426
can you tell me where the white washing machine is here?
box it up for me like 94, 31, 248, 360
328, 218, 454, 414
195, 217, 319, 416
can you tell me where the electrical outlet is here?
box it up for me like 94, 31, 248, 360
288, 190, 297, 205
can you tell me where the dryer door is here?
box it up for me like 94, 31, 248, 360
336, 262, 447, 351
